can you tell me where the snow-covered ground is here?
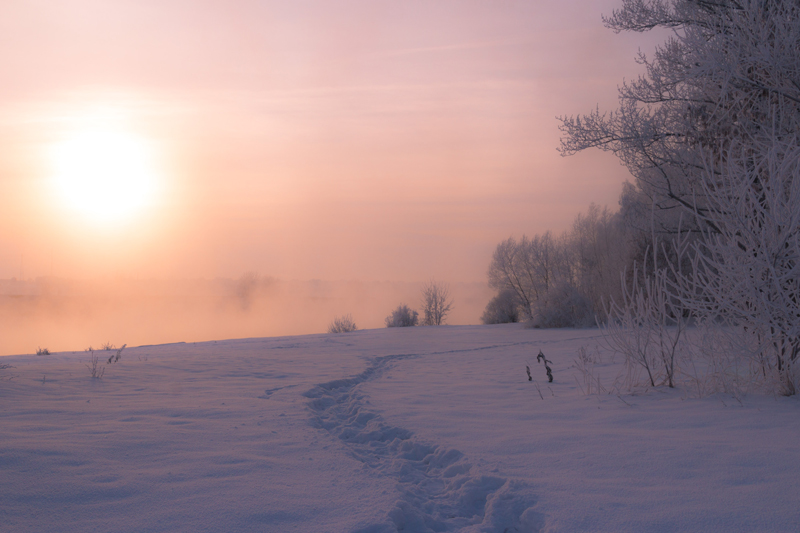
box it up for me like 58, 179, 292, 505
2, 324, 799, 532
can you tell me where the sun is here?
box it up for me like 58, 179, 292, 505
51, 128, 160, 224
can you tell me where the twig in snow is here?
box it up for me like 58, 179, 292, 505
537, 350, 554, 382
107, 344, 126, 364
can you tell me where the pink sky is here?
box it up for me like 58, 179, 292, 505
0, 0, 661, 282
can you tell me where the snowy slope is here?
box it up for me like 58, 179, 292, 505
1, 324, 798, 532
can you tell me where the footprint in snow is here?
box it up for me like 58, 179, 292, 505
304, 353, 543, 532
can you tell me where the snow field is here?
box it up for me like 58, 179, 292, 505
1, 324, 799, 532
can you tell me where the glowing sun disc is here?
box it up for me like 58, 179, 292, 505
51, 129, 159, 223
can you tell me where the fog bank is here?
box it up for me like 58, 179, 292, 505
0, 277, 493, 356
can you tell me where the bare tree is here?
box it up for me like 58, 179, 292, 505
420, 281, 453, 326
487, 232, 568, 320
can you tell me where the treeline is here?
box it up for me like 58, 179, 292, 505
482, 193, 647, 328
486, 0, 800, 396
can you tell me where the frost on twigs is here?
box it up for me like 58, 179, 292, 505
573, 346, 608, 395
385, 304, 418, 327
560, 0, 800, 396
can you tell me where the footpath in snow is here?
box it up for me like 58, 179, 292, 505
305, 345, 540, 532
1, 324, 799, 532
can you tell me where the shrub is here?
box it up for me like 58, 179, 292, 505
385, 304, 419, 327
328, 314, 357, 333
529, 282, 594, 329
85, 348, 104, 379
481, 290, 520, 324
36, 347, 51, 356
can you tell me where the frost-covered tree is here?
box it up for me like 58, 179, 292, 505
561, 0, 800, 393
559, 0, 800, 233
570, 204, 632, 318
487, 232, 567, 320
690, 135, 800, 394
481, 289, 521, 324
385, 304, 419, 327
486, 205, 634, 326
420, 281, 453, 326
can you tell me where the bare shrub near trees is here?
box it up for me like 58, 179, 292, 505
604, 233, 692, 389
561, 0, 800, 394
328, 314, 358, 334
385, 305, 419, 327
420, 281, 453, 326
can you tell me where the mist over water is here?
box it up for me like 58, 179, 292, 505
0, 277, 493, 356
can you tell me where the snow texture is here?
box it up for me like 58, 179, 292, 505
1, 324, 799, 532
305, 348, 538, 532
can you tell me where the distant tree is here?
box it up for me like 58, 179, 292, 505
385, 304, 419, 327
420, 281, 453, 326
236, 271, 259, 310
481, 289, 520, 324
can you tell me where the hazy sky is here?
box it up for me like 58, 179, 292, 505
0, 0, 662, 283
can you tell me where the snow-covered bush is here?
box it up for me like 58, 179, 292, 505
481, 289, 520, 324
530, 282, 594, 329
328, 314, 358, 334
385, 304, 419, 327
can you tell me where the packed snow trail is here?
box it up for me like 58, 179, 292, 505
304, 346, 541, 532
